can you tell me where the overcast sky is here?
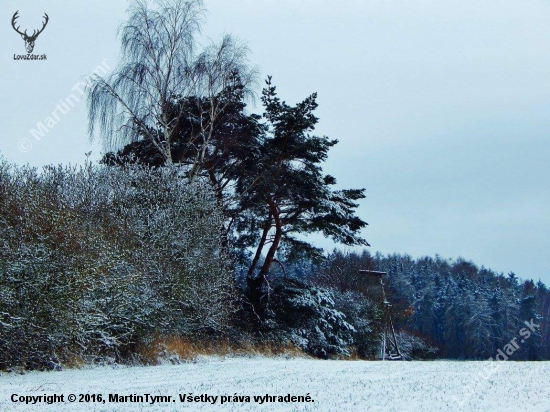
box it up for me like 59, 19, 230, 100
1, 0, 549, 284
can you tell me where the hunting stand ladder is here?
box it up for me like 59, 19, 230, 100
359, 270, 402, 361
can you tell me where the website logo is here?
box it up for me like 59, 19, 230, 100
11, 11, 49, 60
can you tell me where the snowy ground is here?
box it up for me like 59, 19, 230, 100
1, 358, 549, 411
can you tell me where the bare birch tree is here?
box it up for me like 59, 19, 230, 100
87, 0, 256, 167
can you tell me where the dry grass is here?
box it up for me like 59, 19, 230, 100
137, 336, 306, 365
344, 348, 362, 361
62, 354, 85, 369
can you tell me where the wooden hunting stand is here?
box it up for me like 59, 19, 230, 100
359, 270, 402, 361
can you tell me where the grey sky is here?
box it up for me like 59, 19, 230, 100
1, 0, 549, 283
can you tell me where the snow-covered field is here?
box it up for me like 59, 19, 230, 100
1, 358, 549, 411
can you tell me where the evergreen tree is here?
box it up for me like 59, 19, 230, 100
238, 77, 369, 316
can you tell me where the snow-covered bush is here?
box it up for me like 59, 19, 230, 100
102, 165, 235, 337
265, 279, 355, 358
330, 289, 383, 359
0, 159, 233, 370
395, 330, 438, 360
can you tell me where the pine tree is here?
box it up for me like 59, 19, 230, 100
239, 77, 369, 316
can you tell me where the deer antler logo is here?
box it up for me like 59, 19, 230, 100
11, 11, 49, 54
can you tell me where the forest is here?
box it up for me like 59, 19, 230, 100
1, 0, 548, 370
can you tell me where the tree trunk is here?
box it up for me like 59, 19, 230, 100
206, 167, 231, 251
246, 198, 282, 318
247, 212, 272, 279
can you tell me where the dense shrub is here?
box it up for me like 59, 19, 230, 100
330, 290, 383, 359
395, 330, 438, 360
0, 160, 233, 370
263, 279, 355, 359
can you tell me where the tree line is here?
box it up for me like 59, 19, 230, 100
310, 250, 549, 360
